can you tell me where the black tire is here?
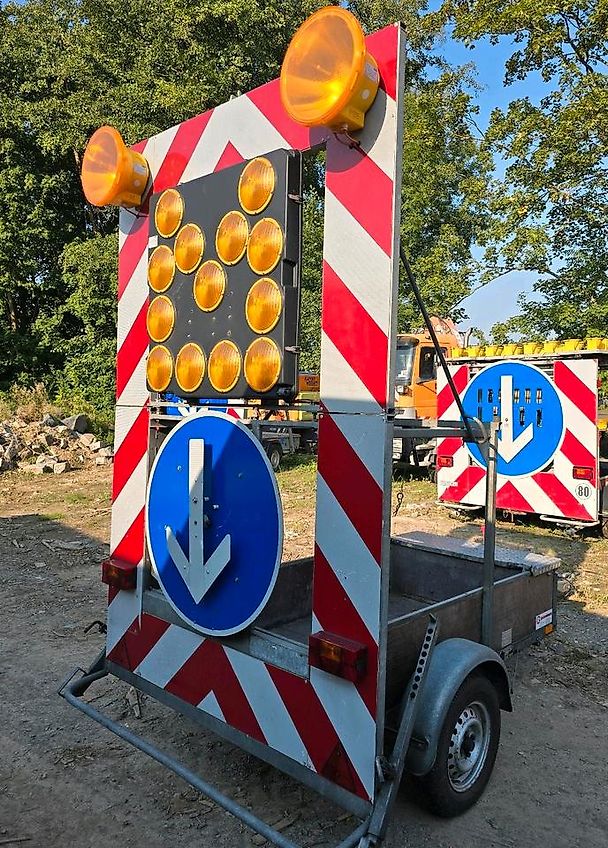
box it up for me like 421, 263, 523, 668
265, 442, 282, 471
414, 674, 501, 818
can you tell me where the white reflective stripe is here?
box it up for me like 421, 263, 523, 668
513, 475, 565, 516
310, 667, 375, 799
110, 452, 147, 552
324, 190, 392, 335
180, 96, 289, 185
557, 392, 597, 451
226, 648, 311, 767
117, 349, 148, 408
326, 409, 385, 488
198, 691, 225, 722
106, 585, 142, 654
117, 250, 148, 349
459, 473, 486, 506
315, 475, 380, 642
113, 401, 147, 454
320, 333, 382, 416
146, 125, 181, 178
358, 89, 397, 179
135, 625, 203, 687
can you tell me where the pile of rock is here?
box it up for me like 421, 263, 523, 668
0, 412, 113, 474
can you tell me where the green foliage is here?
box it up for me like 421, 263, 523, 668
442, 0, 608, 339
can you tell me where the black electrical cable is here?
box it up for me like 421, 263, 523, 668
399, 243, 478, 445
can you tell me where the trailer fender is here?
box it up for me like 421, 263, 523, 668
405, 638, 512, 777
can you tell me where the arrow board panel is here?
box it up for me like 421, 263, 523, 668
146, 411, 283, 635
462, 360, 565, 477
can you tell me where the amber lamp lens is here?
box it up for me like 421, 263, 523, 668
247, 218, 283, 275
279, 6, 378, 131
216, 211, 249, 265
175, 223, 204, 273
246, 278, 282, 333
147, 345, 173, 392
208, 340, 241, 392
146, 296, 175, 343
194, 261, 226, 312
81, 125, 149, 208
244, 337, 281, 393
155, 189, 184, 237
238, 158, 275, 214
175, 343, 205, 393
148, 245, 176, 292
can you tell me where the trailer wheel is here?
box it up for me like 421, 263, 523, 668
415, 673, 500, 817
265, 441, 283, 471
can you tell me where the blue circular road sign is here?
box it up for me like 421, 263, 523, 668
462, 360, 564, 477
146, 411, 283, 636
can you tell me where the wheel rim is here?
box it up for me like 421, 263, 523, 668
447, 700, 491, 792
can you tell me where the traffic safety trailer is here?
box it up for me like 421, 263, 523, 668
61, 9, 558, 846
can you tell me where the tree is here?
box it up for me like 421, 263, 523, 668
442, 0, 608, 339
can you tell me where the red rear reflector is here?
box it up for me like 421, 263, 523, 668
437, 455, 453, 468
309, 631, 368, 682
101, 558, 137, 590
572, 466, 593, 481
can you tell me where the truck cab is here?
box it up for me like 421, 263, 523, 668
395, 323, 460, 420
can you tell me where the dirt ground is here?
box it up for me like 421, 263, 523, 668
0, 460, 607, 848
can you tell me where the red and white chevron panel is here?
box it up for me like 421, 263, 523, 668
437, 359, 599, 523
106, 24, 404, 804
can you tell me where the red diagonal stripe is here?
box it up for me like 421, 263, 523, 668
560, 429, 596, 480
322, 262, 388, 407
437, 437, 462, 458
153, 110, 214, 193
313, 545, 378, 717
267, 664, 368, 800
440, 465, 485, 503
554, 361, 596, 423
496, 480, 534, 513
214, 141, 245, 171
110, 507, 145, 563
112, 407, 149, 500
317, 408, 383, 563
532, 473, 594, 522
437, 366, 469, 418
118, 213, 149, 300
116, 299, 148, 399
326, 147, 393, 256
367, 26, 399, 100
107, 613, 170, 671
165, 641, 266, 744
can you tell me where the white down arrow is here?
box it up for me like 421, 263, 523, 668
498, 374, 534, 462
165, 439, 231, 603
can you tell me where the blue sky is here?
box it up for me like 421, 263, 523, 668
433, 29, 550, 335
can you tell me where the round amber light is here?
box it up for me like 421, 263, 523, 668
81, 125, 149, 208
147, 345, 173, 392
244, 337, 282, 393
146, 295, 175, 343
175, 343, 206, 393
148, 245, 176, 292
279, 6, 379, 131
245, 278, 282, 334
216, 211, 248, 265
155, 189, 184, 237
175, 223, 204, 273
208, 340, 241, 393
247, 218, 283, 275
194, 260, 226, 312
238, 158, 275, 215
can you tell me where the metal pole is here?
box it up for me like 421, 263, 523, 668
481, 420, 499, 646
399, 244, 477, 445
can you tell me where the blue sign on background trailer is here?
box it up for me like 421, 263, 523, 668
146, 412, 282, 635
462, 361, 564, 477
